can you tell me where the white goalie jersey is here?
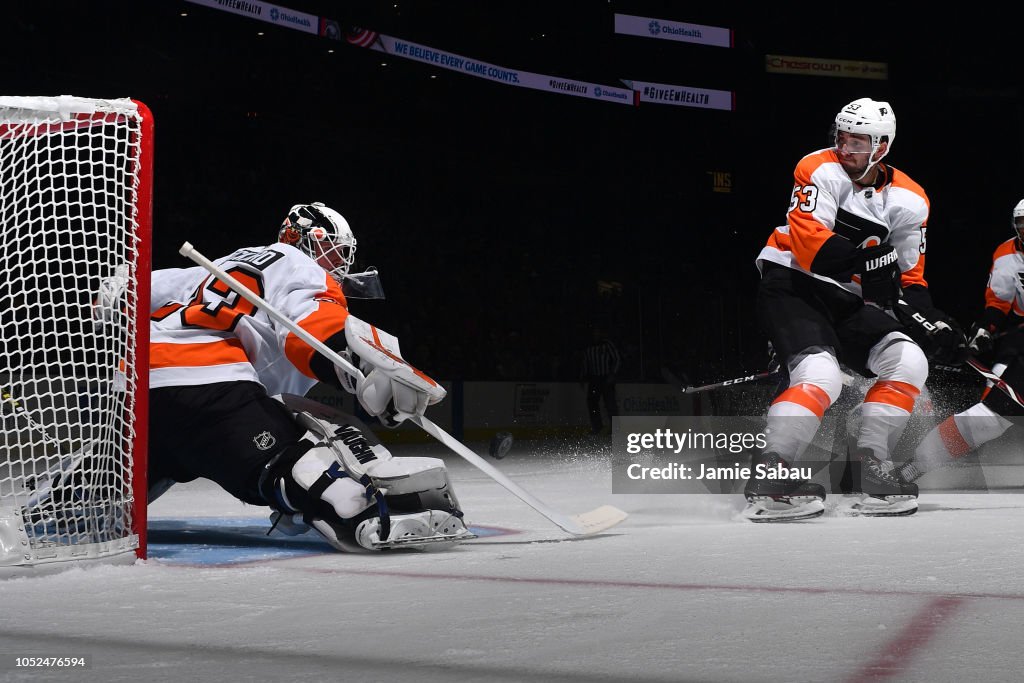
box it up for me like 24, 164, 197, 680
150, 243, 350, 396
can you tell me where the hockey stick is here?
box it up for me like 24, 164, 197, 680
1, 388, 94, 508
178, 242, 627, 536
678, 370, 777, 394
962, 357, 1024, 410
675, 368, 859, 395
2, 389, 63, 449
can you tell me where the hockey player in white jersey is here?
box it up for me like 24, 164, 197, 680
897, 199, 1024, 483
748, 98, 964, 521
146, 202, 472, 551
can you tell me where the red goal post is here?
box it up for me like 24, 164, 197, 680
0, 96, 152, 572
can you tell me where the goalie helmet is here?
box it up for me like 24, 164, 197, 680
1013, 198, 1024, 248
278, 202, 357, 283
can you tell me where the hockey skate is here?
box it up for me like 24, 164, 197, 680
841, 448, 918, 517
742, 452, 826, 522
355, 510, 476, 550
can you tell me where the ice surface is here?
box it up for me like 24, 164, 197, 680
1, 438, 1022, 682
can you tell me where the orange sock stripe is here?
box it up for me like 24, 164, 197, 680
771, 383, 831, 418
938, 417, 973, 458
864, 380, 920, 413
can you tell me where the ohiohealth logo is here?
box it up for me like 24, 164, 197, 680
648, 20, 661, 36
592, 87, 629, 101
270, 7, 279, 20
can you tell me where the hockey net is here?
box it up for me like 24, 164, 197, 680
0, 96, 151, 571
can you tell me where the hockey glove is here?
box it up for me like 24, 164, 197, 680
929, 318, 968, 365
332, 350, 362, 394
858, 245, 901, 310
967, 323, 995, 355
357, 370, 432, 428
894, 300, 968, 365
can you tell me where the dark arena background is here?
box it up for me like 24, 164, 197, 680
7, 3, 1022, 390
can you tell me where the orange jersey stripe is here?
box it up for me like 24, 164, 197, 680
985, 238, 1019, 314
788, 212, 836, 272
890, 169, 928, 287
284, 303, 349, 378
863, 380, 920, 412
938, 417, 973, 459
787, 151, 839, 272
151, 338, 248, 369
771, 383, 831, 418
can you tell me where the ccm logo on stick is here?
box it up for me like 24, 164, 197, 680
723, 375, 758, 386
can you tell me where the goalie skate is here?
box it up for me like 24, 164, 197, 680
356, 510, 476, 550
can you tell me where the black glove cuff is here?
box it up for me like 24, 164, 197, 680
981, 307, 1007, 333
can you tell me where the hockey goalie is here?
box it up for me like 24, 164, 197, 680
122, 201, 471, 551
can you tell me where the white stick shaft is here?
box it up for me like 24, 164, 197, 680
178, 242, 364, 382
177, 242, 613, 535
410, 415, 587, 533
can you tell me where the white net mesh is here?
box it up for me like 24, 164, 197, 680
0, 96, 146, 567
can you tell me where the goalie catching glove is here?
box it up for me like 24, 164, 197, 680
341, 315, 446, 427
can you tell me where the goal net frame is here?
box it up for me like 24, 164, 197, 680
0, 95, 151, 573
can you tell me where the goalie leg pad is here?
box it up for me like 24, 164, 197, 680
355, 457, 472, 549
260, 418, 470, 552
259, 439, 386, 552
364, 456, 464, 513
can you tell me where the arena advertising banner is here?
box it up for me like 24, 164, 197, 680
373, 36, 636, 106
185, 0, 318, 35
765, 54, 889, 80
629, 80, 734, 111
613, 13, 732, 48
186, 1, 739, 111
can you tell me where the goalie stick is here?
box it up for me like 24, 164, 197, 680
178, 242, 628, 536
2, 389, 96, 506
2, 388, 63, 450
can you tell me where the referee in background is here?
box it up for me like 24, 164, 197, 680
581, 326, 622, 435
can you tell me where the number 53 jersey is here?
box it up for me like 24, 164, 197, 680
149, 243, 349, 397
755, 147, 930, 296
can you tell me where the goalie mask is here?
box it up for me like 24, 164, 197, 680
1013, 199, 1024, 248
832, 98, 895, 181
278, 202, 357, 283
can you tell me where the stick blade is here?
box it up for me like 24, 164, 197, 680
568, 505, 629, 535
